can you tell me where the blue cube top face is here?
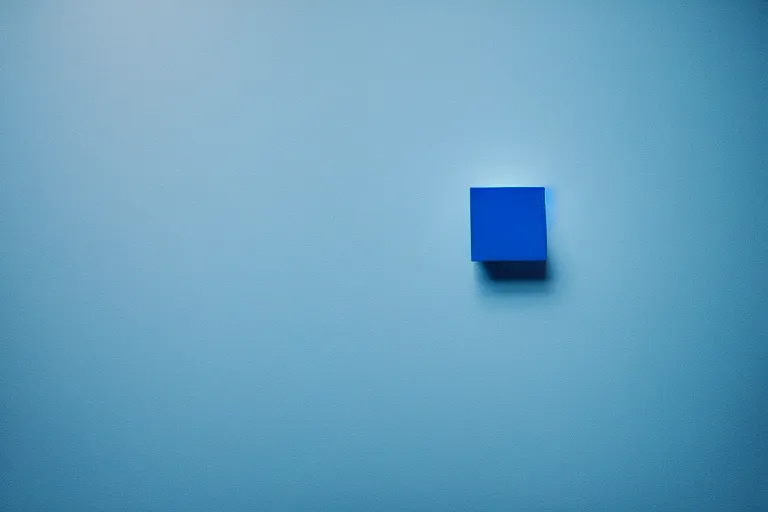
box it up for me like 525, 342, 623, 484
470, 187, 547, 262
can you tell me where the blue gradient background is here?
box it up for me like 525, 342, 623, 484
1, 2, 766, 510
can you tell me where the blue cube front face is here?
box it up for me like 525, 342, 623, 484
470, 187, 547, 262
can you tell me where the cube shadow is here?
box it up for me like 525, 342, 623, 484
480, 260, 548, 281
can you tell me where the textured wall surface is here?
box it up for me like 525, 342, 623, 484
2, 2, 766, 510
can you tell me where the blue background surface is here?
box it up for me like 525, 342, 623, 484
470, 187, 547, 262
1, 2, 766, 511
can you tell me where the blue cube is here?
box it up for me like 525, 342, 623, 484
470, 187, 547, 262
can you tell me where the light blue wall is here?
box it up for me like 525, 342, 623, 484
2, 2, 766, 510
